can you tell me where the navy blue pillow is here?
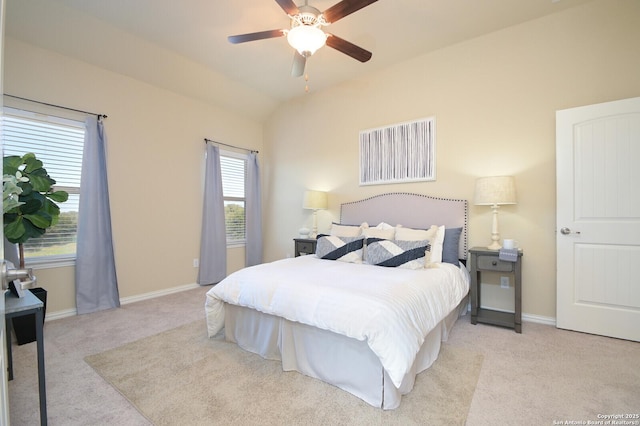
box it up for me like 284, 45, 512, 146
442, 227, 463, 265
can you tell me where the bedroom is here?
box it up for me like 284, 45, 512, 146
2, 0, 639, 423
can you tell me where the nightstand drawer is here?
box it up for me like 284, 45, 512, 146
477, 255, 514, 272
294, 238, 317, 257
297, 241, 315, 254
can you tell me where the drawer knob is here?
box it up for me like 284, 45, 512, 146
492, 261, 497, 266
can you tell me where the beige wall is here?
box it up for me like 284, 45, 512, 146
5, 0, 639, 320
263, 0, 640, 319
4, 39, 261, 315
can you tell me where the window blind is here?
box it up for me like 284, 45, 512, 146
220, 154, 246, 243
3, 108, 84, 259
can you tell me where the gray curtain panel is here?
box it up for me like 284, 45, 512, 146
75, 116, 120, 314
245, 152, 263, 266
197, 143, 227, 285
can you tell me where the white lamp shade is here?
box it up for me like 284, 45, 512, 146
287, 25, 327, 56
303, 190, 328, 210
474, 176, 517, 206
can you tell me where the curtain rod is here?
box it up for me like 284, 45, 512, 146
204, 138, 258, 154
3, 94, 107, 119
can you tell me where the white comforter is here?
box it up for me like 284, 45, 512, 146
205, 255, 469, 387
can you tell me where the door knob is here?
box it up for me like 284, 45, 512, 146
1, 260, 37, 291
560, 227, 581, 235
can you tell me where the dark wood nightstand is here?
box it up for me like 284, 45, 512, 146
469, 247, 523, 333
294, 238, 317, 257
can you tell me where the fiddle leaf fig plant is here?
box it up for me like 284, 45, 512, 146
3, 153, 69, 267
3, 173, 27, 213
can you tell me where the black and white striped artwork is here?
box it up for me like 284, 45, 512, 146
359, 117, 435, 185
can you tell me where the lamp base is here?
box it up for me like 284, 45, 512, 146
487, 241, 501, 250
487, 204, 502, 250
311, 210, 319, 239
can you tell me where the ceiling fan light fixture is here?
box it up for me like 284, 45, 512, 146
287, 25, 327, 56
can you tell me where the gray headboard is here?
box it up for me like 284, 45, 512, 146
340, 193, 468, 260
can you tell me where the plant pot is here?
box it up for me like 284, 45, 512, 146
12, 287, 47, 345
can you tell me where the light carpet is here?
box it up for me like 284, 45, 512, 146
85, 320, 483, 425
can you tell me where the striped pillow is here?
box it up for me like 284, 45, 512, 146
365, 238, 431, 269
316, 235, 365, 263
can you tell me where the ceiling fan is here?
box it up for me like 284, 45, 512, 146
228, 0, 378, 77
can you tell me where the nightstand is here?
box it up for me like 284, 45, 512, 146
294, 238, 317, 257
469, 247, 523, 333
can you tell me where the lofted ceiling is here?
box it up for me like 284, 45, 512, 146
5, 0, 593, 120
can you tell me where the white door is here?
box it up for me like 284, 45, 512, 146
0, 252, 7, 421
0, 0, 9, 422
556, 97, 640, 342
0, 272, 7, 425
0, 0, 9, 420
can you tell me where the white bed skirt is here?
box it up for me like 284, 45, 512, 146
222, 296, 468, 410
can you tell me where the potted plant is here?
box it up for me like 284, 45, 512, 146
3, 153, 69, 268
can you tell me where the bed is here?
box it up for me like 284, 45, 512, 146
205, 192, 469, 409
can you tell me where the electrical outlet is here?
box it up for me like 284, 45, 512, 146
193, 258, 199, 268
500, 276, 510, 289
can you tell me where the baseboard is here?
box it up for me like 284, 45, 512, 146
44, 283, 200, 322
522, 313, 556, 326
47, 284, 557, 327
119, 283, 200, 306
46, 308, 77, 322
475, 305, 556, 327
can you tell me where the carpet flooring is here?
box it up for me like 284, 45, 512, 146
85, 320, 483, 425
8, 286, 639, 425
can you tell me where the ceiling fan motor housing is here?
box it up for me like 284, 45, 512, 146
294, 5, 326, 25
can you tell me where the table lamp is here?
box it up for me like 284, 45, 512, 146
303, 190, 328, 238
474, 176, 517, 250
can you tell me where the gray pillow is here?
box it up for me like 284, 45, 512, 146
442, 227, 462, 265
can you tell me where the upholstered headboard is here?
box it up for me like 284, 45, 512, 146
340, 193, 468, 260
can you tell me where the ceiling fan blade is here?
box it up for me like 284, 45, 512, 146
228, 29, 285, 44
275, 0, 299, 15
326, 33, 372, 62
322, 0, 378, 24
291, 52, 306, 77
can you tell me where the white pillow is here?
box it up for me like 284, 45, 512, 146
395, 224, 438, 242
428, 225, 445, 264
363, 227, 395, 240
394, 224, 444, 267
375, 222, 394, 230
330, 222, 368, 237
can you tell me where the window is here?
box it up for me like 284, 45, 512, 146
220, 152, 246, 245
3, 107, 84, 263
